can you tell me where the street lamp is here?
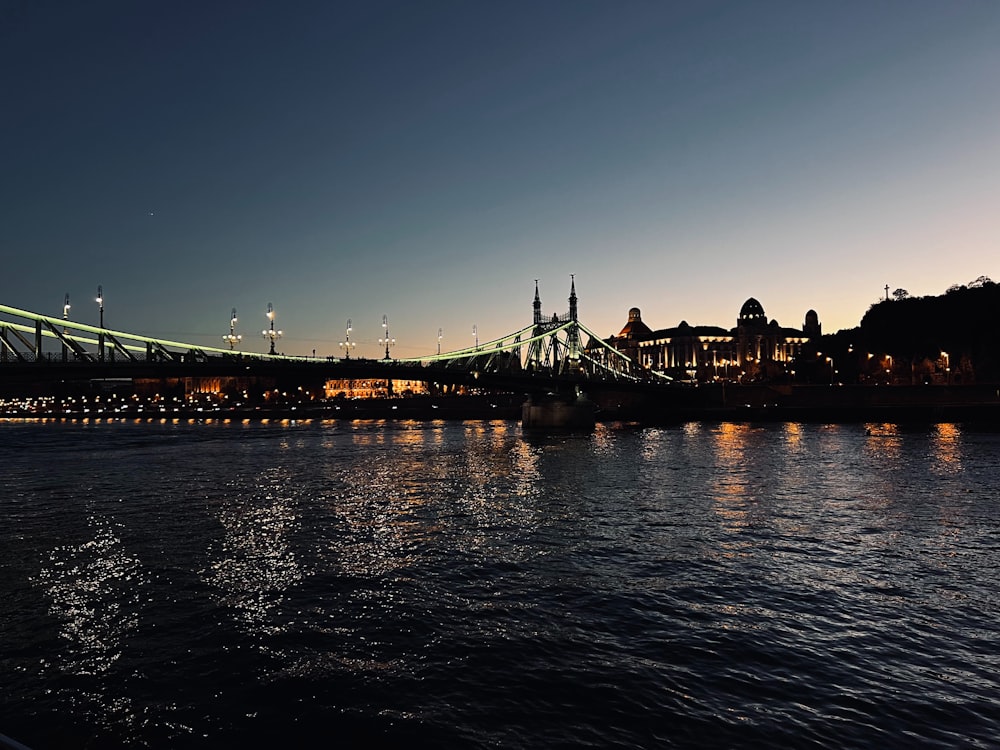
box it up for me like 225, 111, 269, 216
941, 351, 950, 384
339, 319, 356, 359
473, 324, 479, 350
96, 285, 105, 361
223, 308, 241, 350
437, 327, 443, 355
380, 314, 395, 360
262, 302, 283, 355
816, 353, 835, 385
816, 351, 834, 384
62, 293, 71, 362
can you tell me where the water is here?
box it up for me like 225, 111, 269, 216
2, 418, 999, 749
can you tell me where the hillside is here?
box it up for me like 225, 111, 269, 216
855, 280, 1000, 382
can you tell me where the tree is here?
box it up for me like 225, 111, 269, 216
892, 288, 909, 301
969, 275, 994, 288
946, 284, 966, 294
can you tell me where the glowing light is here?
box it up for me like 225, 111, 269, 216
379, 314, 396, 360
262, 302, 283, 355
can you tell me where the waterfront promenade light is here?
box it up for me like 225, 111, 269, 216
380, 315, 395, 360
339, 319, 356, 359
819, 353, 835, 385
223, 308, 242, 349
262, 302, 283, 355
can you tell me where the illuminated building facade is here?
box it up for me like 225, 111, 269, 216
611, 298, 820, 382
323, 378, 431, 399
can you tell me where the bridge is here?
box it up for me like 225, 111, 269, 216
0, 280, 673, 399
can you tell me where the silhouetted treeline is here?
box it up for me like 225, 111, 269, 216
833, 279, 1000, 382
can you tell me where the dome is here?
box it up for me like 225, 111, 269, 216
617, 307, 652, 338
738, 297, 766, 324
803, 309, 821, 337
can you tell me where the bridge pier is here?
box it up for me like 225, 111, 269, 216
521, 391, 596, 430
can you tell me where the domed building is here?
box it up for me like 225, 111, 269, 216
611, 307, 652, 362
610, 298, 819, 382
733, 297, 815, 381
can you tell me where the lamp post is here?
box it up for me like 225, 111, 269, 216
262, 302, 282, 355
437, 327, 443, 355
96, 285, 104, 361
62, 293, 70, 362
339, 319, 355, 359
473, 324, 479, 350
817, 351, 833, 385
223, 308, 241, 350
380, 315, 395, 360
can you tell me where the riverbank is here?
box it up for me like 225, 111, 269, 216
4, 386, 1000, 425
597, 383, 1000, 425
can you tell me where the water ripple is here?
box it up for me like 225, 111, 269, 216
1, 420, 999, 748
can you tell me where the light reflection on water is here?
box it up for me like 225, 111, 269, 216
29, 514, 147, 737
203, 466, 305, 636
931, 422, 963, 476
33, 516, 143, 675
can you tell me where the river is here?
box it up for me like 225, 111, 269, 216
2, 418, 998, 748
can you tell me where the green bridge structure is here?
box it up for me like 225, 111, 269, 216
0, 280, 673, 400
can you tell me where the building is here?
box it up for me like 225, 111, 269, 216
610, 298, 820, 382
611, 307, 652, 363
323, 378, 431, 399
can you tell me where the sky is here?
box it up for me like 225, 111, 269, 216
3, 0, 999, 359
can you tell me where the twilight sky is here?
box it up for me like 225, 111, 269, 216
3, 1, 999, 358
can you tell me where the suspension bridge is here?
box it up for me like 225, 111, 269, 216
0, 280, 673, 399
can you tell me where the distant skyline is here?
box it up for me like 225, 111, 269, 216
3, 1, 998, 359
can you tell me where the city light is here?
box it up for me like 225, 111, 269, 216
339, 319, 355, 359
96, 285, 104, 361
262, 302, 283, 355
223, 308, 242, 350
380, 315, 395, 360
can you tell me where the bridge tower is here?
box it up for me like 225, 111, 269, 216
525, 277, 584, 375
567, 275, 581, 373
529, 280, 544, 370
